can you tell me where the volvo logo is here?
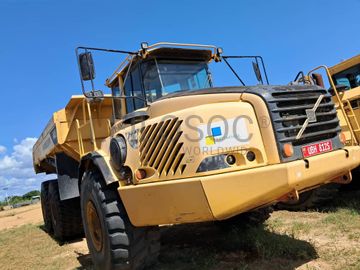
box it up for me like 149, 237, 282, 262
296, 94, 324, 140
305, 109, 317, 123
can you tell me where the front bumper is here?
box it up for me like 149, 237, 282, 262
119, 146, 360, 226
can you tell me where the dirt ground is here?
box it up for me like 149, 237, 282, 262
0, 190, 360, 270
0, 204, 43, 230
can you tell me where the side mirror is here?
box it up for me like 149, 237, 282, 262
252, 62, 263, 84
79, 52, 96, 81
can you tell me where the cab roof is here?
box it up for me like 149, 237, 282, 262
106, 45, 215, 86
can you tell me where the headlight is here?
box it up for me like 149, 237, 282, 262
110, 136, 127, 170
196, 154, 230, 173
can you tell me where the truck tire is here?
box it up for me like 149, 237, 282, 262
41, 180, 53, 233
219, 206, 273, 228
48, 180, 83, 241
276, 183, 340, 211
80, 170, 160, 270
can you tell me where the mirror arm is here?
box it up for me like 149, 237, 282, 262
76, 46, 137, 55
221, 56, 246, 86
223, 55, 270, 85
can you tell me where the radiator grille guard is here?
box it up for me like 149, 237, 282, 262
264, 85, 342, 161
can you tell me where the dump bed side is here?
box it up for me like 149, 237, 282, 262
33, 95, 113, 174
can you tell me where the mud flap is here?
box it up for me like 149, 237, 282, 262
56, 153, 80, 200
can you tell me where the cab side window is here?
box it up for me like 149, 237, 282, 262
123, 66, 146, 114
131, 67, 146, 110
124, 75, 134, 113
111, 84, 122, 119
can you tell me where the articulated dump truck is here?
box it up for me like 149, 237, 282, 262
278, 54, 360, 211
33, 43, 360, 270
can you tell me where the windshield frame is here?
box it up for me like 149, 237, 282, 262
139, 58, 213, 103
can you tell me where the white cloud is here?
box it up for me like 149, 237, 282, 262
0, 145, 6, 154
0, 138, 54, 200
0, 155, 21, 170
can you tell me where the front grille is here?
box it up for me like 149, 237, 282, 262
268, 86, 342, 160
139, 117, 186, 176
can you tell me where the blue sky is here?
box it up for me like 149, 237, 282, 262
0, 0, 359, 198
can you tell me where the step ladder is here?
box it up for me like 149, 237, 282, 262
307, 65, 359, 146
343, 100, 360, 141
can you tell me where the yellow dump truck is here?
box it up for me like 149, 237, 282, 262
278, 54, 360, 210
33, 43, 360, 270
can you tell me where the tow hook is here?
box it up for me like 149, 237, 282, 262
277, 189, 299, 203
332, 172, 352, 184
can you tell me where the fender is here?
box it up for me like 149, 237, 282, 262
79, 151, 118, 185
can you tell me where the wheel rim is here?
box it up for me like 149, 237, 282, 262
86, 200, 103, 252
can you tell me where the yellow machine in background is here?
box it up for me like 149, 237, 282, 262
329, 54, 360, 144
33, 43, 360, 270
278, 54, 360, 210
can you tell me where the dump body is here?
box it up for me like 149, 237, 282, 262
33, 95, 113, 173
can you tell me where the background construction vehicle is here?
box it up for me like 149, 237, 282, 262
278, 54, 360, 210
33, 43, 360, 270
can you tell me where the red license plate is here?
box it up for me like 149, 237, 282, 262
301, 140, 333, 158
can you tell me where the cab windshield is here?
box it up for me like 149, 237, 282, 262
141, 59, 212, 102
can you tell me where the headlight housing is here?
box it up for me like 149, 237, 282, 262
110, 136, 127, 171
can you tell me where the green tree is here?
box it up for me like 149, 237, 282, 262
22, 190, 40, 200
8, 196, 23, 205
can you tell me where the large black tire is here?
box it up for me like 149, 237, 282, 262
219, 206, 273, 228
276, 183, 340, 211
41, 180, 53, 233
48, 180, 84, 241
80, 170, 160, 270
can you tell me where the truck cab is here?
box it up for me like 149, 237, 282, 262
108, 47, 213, 120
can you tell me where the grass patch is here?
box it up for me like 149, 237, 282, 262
156, 246, 217, 270
266, 217, 285, 230
155, 223, 317, 270
225, 226, 316, 260
1, 190, 360, 270
0, 224, 84, 270
321, 209, 360, 233
322, 190, 360, 214
289, 221, 312, 236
